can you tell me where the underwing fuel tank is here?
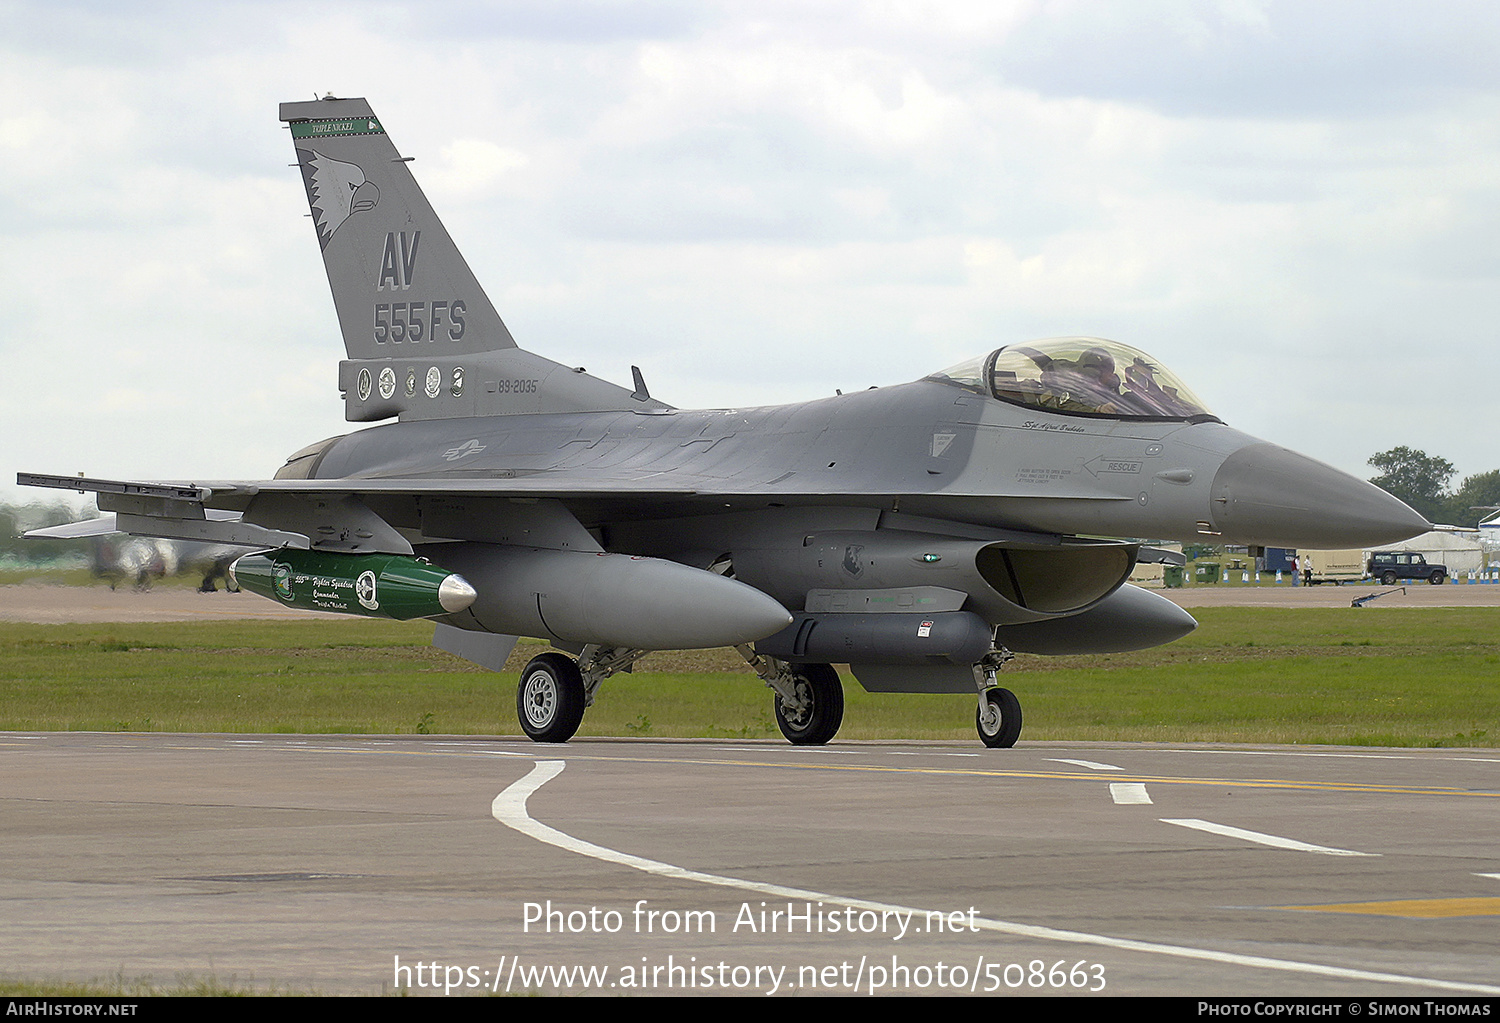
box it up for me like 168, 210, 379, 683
230, 550, 478, 620
430, 543, 794, 650
757, 610, 996, 666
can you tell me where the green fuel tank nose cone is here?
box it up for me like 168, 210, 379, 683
232, 550, 476, 621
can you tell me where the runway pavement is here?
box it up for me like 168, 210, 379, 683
4, 582, 1498, 997
2, 732, 1497, 997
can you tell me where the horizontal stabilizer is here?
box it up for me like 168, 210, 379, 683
25, 514, 120, 539
23, 509, 248, 540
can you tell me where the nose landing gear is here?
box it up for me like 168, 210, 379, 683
974, 649, 1022, 748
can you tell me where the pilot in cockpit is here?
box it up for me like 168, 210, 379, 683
1072, 347, 1123, 413
1035, 347, 1122, 414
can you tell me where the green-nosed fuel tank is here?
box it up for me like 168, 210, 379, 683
230, 550, 477, 621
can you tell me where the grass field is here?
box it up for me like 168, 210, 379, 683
0, 607, 1495, 746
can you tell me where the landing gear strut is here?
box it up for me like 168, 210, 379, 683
973, 648, 1022, 748
516, 645, 648, 743
736, 646, 845, 745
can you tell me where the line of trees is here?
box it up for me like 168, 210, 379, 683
1367, 447, 1500, 527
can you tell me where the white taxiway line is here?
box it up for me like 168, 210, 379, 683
492, 760, 1495, 994
1164, 749, 1500, 765
1161, 818, 1379, 857
1049, 758, 1122, 771
1109, 783, 1153, 805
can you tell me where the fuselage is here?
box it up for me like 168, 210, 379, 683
291, 374, 1426, 553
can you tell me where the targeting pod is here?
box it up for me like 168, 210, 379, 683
230, 549, 477, 620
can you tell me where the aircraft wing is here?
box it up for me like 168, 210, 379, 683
19, 467, 1124, 557
20, 471, 705, 504
19, 463, 1132, 506
17, 471, 729, 556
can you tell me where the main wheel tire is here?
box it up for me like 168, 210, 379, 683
1382, 571, 1397, 585
976, 687, 1022, 748
517, 653, 586, 743
773, 663, 843, 745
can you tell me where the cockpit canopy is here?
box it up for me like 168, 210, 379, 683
929, 337, 1215, 421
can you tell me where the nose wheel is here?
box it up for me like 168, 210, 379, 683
976, 686, 1022, 748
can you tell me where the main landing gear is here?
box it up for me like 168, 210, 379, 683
516, 645, 646, 743
736, 646, 845, 745
772, 663, 844, 745
515, 643, 1024, 750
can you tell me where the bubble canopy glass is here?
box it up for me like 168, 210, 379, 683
929, 337, 1215, 421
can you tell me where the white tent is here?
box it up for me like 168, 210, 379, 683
1371, 529, 1487, 576
1480, 511, 1500, 551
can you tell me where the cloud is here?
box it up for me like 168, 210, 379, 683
3, 0, 1500, 507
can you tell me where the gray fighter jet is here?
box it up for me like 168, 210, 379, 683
21, 97, 1429, 747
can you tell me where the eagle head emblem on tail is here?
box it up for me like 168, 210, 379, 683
297, 148, 380, 249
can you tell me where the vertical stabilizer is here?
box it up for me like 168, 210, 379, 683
279, 96, 516, 360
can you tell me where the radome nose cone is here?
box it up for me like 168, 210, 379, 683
1210, 443, 1430, 548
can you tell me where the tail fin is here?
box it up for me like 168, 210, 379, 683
279, 96, 516, 359
279, 96, 663, 424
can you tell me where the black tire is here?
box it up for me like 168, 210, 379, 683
977, 687, 1023, 748
773, 664, 843, 745
1381, 571, 1397, 585
516, 653, 586, 743
1431, 572, 1445, 585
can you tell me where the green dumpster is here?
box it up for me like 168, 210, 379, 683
1194, 562, 1220, 584
1163, 565, 1184, 589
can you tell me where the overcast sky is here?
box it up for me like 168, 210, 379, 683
5, 0, 1499, 510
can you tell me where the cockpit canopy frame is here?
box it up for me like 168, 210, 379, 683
929, 337, 1217, 422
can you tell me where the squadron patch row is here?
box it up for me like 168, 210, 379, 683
355, 367, 541, 404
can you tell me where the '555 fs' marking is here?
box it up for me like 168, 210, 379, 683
374, 300, 467, 343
